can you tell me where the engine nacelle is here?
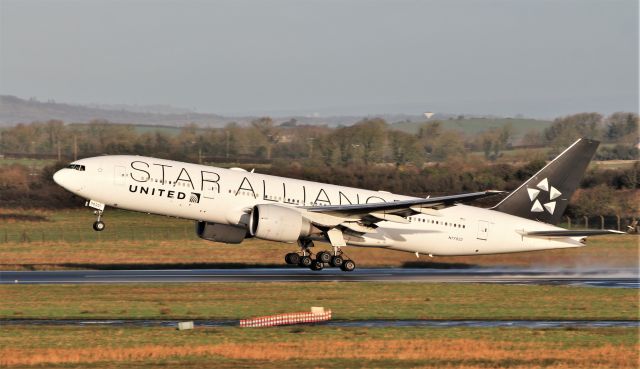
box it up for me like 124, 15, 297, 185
196, 221, 247, 244
249, 204, 313, 242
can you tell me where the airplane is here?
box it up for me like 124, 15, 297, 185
52, 138, 622, 272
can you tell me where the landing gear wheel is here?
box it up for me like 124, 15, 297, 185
91, 208, 105, 232
316, 251, 331, 263
285, 253, 300, 265
330, 255, 344, 268
341, 259, 356, 272
298, 255, 313, 268
310, 260, 324, 271
92, 221, 105, 232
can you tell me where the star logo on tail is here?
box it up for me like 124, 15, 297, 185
527, 178, 561, 214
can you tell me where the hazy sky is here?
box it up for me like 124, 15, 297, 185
1, 0, 638, 118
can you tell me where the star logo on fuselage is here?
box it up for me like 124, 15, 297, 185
527, 178, 561, 214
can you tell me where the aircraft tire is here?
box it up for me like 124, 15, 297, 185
316, 251, 331, 263
299, 256, 312, 268
92, 221, 105, 232
285, 253, 300, 265
330, 255, 343, 268
310, 260, 324, 271
341, 260, 356, 272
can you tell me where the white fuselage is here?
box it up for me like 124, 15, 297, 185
53, 155, 583, 256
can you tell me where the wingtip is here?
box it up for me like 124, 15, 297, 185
598, 229, 626, 235
597, 229, 626, 235
486, 190, 508, 195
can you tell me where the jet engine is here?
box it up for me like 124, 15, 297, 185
249, 204, 315, 242
196, 221, 247, 244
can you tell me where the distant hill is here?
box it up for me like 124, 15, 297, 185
0, 95, 229, 127
0, 95, 551, 135
83, 103, 196, 115
0, 95, 452, 127
390, 117, 553, 142
0, 95, 420, 127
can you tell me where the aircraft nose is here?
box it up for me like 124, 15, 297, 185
53, 169, 69, 188
53, 168, 85, 193
53, 169, 62, 185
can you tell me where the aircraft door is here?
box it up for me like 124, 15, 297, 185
477, 220, 489, 240
114, 166, 126, 186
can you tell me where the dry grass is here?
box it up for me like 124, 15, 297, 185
2, 324, 636, 368
1, 338, 637, 368
0, 235, 637, 271
0, 208, 638, 270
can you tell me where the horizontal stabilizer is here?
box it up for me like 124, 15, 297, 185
521, 229, 625, 238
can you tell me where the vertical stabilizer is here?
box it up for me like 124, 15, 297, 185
492, 138, 599, 224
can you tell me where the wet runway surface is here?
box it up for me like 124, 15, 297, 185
3, 318, 638, 329
1, 267, 638, 288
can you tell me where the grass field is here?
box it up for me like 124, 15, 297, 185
592, 160, 639, 170
390, 118, 553, 137
0, 208, 194, 244
131, 124, 186, 136
467, 147, 550, 164
1, 283, 637, 320
1, 282, 638, 367
1, 325, 637, 368
1, 209, 638, 368
0, 157, 57, 169
1, 208, 638, 270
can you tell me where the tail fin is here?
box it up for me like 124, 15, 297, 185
492, 138, 599, 224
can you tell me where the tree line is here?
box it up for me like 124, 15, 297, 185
0, 112, 637, 216
1, 112, 637, 166
0, 152, 637, 218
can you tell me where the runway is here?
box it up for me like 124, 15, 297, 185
3, 318, 638, 329
1, 267, 638, 287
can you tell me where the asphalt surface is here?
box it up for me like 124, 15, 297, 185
1, 267, 638, 287
2, 319, 638, 329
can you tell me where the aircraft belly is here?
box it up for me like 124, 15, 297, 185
368, 220, 583, 257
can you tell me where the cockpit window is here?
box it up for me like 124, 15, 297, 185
67, 164, 86, 171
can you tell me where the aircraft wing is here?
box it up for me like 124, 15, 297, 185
302, 190, 504, 226
520, 229, 625, 237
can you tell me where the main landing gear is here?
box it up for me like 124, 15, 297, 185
284, 239, 356, 272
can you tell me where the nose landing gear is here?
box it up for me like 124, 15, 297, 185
92, 210, 105, 231
86, 200, 106, 232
